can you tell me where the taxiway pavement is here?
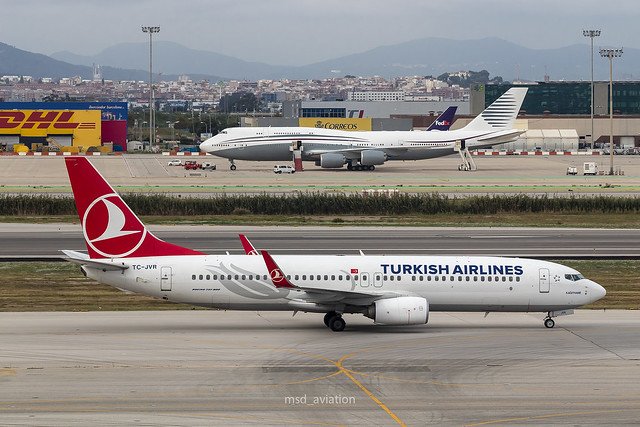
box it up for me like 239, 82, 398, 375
0, 310, 638, 426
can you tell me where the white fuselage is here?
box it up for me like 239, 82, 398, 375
199, 126, 522, 162
85, 254, 605, 314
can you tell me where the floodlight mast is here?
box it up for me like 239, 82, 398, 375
142, 26, 160, 149
583, 30, 600, 147
599, 47, 623, 176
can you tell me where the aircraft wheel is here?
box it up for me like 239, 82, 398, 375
328, 315, 346, 332
230, 164, 237, 171
369, 165, 375, 171
324, 311, 338, 327
544, 318, 555, 329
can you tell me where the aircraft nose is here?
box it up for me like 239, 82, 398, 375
588, 281, 606, 302
199, 140, 210, 152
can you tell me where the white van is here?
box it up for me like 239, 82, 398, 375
273, 165, 295, 174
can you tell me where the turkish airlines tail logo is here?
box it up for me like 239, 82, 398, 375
261, 251, 296, 288
65, 157, 206, 259
83, 194, 147, 258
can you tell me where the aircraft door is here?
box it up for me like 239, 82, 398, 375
373, 272, 383, 288
539, 268, 550, 293
160, 266, 172, 291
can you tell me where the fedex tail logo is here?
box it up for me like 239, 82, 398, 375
83, 193, 147, 258
435, 120, 451, 126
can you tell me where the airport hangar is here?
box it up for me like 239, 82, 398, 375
0, 102, 127, 153
253, 82, 640, 152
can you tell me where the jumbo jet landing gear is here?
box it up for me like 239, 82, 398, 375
229, 159, 236, 171
324, 311, 346, 332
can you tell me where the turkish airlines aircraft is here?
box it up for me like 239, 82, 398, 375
62, 157, 605, 331
199, 88, 525, 171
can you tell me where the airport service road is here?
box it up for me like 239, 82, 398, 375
1, 154, 640, 194
2, 224, 640, 259
0, 310, 638, 426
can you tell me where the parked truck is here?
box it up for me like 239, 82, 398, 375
184, 160, 202, 170
583, 162, 598, 175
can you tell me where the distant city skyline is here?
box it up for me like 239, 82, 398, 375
3, 0, 638, 67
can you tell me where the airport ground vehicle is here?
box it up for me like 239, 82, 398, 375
273, 164, 295, 174
184, 160, 202, 170
201, 162, 216, 170
566, 166, 577, 175
167, 159, 183, 166
583, 162, 598, 175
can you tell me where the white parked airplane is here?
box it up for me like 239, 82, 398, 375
62, 157, 605, 331
199, 88, 526, 171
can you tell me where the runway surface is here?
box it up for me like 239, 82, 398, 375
2, 224, 640, 259
0, 310, 638, 426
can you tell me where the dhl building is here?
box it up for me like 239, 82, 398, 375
0, 102, 127, 152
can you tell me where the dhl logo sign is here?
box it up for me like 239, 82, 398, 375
0, 110, 98, 131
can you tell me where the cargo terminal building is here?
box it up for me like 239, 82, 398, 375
0, 102, 127, 152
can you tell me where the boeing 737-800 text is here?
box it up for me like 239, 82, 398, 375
62, 157, 605, 331
199, 88, 524, 171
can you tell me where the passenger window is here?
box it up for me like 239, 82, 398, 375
206, 275, 210, 280
435, 276, 439, 282
191, 275, 196, 280
324, 275, 328, 281
338, 275, 343, 280
295, 275, 299, 280
241, 275, 246, 280
331, 275, 335, 280
488, 276, 492, 282
458, 276, 462, 281
199, 275, 203, 280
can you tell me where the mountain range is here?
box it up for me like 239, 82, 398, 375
2, 38, 638, 83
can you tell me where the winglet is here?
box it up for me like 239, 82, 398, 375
239, 234, 259, 255
261, 250, 297, 288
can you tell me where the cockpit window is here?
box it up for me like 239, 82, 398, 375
565, 274, 585, 281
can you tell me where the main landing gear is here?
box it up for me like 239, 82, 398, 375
346, 162, 375, 171
229, 159, 237, 171
324, 311, 346, 332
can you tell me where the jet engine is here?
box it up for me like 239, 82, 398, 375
360, 150, 387, 166
366, 296, 429, 325
320, 153, 346, 168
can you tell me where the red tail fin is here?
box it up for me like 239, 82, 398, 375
65, 157, 205, 259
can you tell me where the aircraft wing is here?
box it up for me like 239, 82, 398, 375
61, 250, 129, 271
260, 250, 413, 306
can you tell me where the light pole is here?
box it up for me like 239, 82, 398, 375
583, 30, 600, 147
599, 47, 623, 176
142, 26, 160, 148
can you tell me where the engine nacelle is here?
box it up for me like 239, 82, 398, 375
360, 150, 387, 166
320, 153, 346, 168
367, 296, 429, 325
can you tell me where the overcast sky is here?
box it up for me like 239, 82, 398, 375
3, 0, 638, 66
